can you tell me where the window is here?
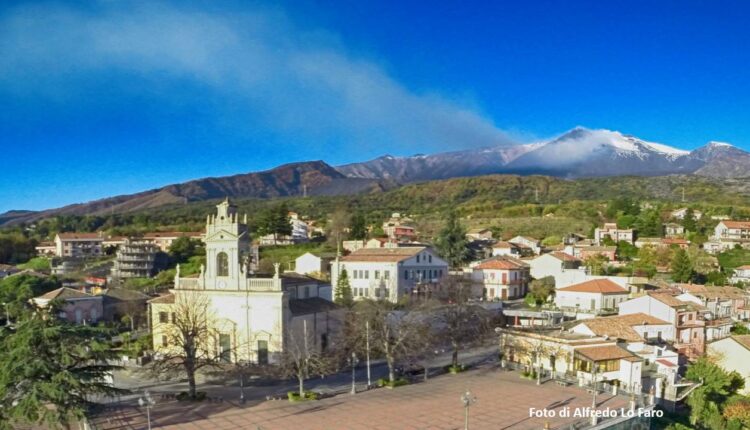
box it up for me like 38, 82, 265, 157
375, 270, 380, 279
162, 335, 168, 347
364, 270, 369, 279
258, 340, 269, 365
417, 255, 420, 263
171, 313, 177, 323
428, 255, 432, 263
159, 312, 169, 323
217, 252, 229, 276
384, 270, 390, 280
304, 286, 310, 298
321, 334, 329, 352
219, 334, 231, 363
404, 270, 409, 280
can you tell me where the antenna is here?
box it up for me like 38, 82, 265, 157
303, 184, 308, 198
682, 188, 686, 203
535, 187, 539, 203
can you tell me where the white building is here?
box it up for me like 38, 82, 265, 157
732, 265, 750, 285
708, 335, 750, 395
618, 293, 706, 359
331, 247, 448, 303
54, 233, 104, 258
471, 256, 530, 300
594, 223, 634, 245
149, 199, 340, 364
671, 208, 702, 221
712, 220, 750, 251
491, 241, 525, 257
571, 313, 675, 345
508, 236, 541, 255
554, 279, 630, 314
527, 251, 581, 280
289, 212, 309, 242
294, 252, 334, 277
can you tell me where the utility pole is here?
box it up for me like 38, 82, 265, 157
366, 320, 372, 387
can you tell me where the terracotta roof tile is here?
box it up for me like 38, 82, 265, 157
550, 251, 579, 262
475, 256, 529, 270
576, 345, 638, 362
148, 293, 175, 304
558, 279, 627, 294
577, 313, 670, 342
722, 221, 750, 229
341, 247, 428, 263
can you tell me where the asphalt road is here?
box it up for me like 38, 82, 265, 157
107, 344, 500, 406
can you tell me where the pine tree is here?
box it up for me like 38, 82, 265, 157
435, 211, 469, 268
349, 213, 367, 240
671, 248, 694, 283
334, 269, 353, 307
0, 308, 126, 428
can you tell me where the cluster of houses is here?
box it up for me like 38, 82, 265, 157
15, 201, 750, 411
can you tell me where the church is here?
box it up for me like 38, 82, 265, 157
150, 199, 339, 364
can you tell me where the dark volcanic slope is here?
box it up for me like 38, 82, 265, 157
0, 161, 387, 226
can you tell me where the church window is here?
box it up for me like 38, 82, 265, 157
217, 252, 229, 276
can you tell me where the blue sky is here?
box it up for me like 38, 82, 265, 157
1, 0, 749, 212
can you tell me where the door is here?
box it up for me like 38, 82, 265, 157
219, 334, 231, 362
258, 340, 269, 365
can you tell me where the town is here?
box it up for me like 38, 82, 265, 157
2, 192, 750, 429
3, 2, 750, 429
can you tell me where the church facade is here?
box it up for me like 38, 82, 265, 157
150, 199, 338, 364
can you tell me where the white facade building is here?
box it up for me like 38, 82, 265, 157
554, 279, 630, 314
150, 199, 339, 364
331, 247, 448, 303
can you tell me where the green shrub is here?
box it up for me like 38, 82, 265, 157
445, 364, 467, 374
287, 391, 319, 401
377, 378, 408, 388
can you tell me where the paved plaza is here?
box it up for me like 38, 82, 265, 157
92, 364, 636, 430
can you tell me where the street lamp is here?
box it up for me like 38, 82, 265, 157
494, 327, 505, 368
350, 352, 359, 394
239, 372, 246, 405
138, 390, 155, 430
366, 320, 372, 388
461, 390, 477, 430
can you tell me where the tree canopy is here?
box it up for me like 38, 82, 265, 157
0, 308, 126, 429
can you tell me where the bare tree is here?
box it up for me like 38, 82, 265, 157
276, 319, 332, 398
149, 292, 222, 399
357, 300, 430, 384
437, 278, 491, 369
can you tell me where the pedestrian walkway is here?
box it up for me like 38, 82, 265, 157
92, 364, 633, 430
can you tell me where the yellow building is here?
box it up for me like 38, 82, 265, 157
150, 199, 339, 364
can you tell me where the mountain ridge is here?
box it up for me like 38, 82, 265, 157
337, 127, 750, 182
3, 127, 749, 226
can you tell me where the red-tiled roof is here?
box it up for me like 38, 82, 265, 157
148, 293, 175, 304
655, 359, 677, 368
576, 345, 637, 362
36, 287, 92, 301
550, 251, 579, 262
558, 279, 627, 294
341, 247, 427, 262
721, 221, 750, 229
474, 256, 529, 270
578, 313, 670, 342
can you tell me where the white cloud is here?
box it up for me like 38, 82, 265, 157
0, 2, 518, 152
